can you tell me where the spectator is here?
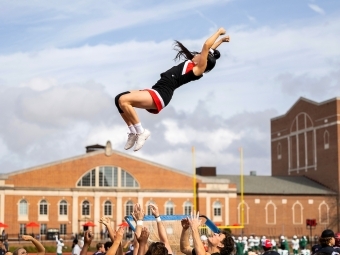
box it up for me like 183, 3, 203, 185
312, 229, 340, 255
93, 243, 106, 255
180, 211, 234, 255
12, 235, 45, 255
261, 239, 279, 255
56, 236, 65, 255
72, 239, 82, 255
0, 240, 7, 255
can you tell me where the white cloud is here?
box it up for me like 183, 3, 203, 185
308, 4, 326, 15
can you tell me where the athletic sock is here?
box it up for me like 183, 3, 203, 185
134, 123, 145, 134
128, 125, 136, 134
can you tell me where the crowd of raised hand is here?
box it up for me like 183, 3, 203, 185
79, 203, 235, 255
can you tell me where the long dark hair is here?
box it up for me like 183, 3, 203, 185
173, 40, 220, 73
220, 230, 235, 255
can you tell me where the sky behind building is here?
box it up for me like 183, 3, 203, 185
0, 0, 339, 175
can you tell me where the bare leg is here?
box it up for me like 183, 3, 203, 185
119, 90, 156, 125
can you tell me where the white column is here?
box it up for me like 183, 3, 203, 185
206, 195, 211, 218
116, 195, 122, 226
224, 195, 229, 225
94, 192, 100, 234
72, 192, 79, 234
0, 192, 4, 222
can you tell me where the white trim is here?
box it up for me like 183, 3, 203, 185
292, 201, 304, 224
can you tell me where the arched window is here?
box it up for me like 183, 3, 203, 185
319, 201, 329, 224
324, 131, 329, 149
165, 201, 174, 215
184, 201, 192, 215
77, 169, 96, 187
213, 201, 221, 216
237, 201, 249, 225
19, 199, 28, 216
126, 201, 134, 216
39, 200, 48, 215
265, 201, 277, 224
104, 201, 112, 216
292, 201, 303, 224
121, 170, 139, 187
82, 201, 90, 216
59, 200, 68, 215
77, 167, 139, 188
289, 113, 316, 173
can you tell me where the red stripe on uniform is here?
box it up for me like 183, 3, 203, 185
144, 89, 163, 114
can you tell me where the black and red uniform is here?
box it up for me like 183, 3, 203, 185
144, 60, 203, 114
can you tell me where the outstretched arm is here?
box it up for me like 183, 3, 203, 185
187, 212, 205, 255
132, 203, 146, 255
149, 204, 173, 254
99, 217, 116, 241
211, 36, 230, 50
194, 27, 227, 75
180, 218, 193, 255
22, 235, 45, 255
135, 227, 149, 255
80, 231, 93, 255
106, 227, 125, 255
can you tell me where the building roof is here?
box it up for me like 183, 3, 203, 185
205, 175, 336, 195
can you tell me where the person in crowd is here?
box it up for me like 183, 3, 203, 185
72, 238, 82, 255
271, 239, 277, 251
254, 237, 260, 253
99, 217, 124, 255
236, 237, 245, 255
93, 242, 106, 255
291, 235, 299, 255
180, 211, 235, 255
242, 236, 248, 255
12, 235, 45, 255
135, 227, 168, 255
0, 240, 7, 255
312, 229, 340, 255
262, 239, 280, 255
55, 235, 65, 255
115, 27, 230, 152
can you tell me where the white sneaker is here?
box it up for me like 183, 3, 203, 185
124, 133, 137, 150
134, 129, 151, 151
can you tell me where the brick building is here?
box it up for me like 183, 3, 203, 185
0, 97, 338, 242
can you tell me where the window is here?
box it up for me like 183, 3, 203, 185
277, 143, 282, 160
40, 223, 47, 235
19, 224, 26, 235
77, 169, 96, 186
121, 170, 139, 187
39, 200, 48, 215
126, 201, 133, 216
324, 131, 329, 149
82, 201, 90, 216
19, 200, 28, 215
213, 201, 221, 216
184, 201, 192, 215
104, 201, 112, 216
99, 167, 118, 187
59, 200, 67, 215
77, 167, 139, 188
165, 201, 174, 215
60, 224, 67, 235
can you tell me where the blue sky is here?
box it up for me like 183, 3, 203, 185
0, 0, 339, 175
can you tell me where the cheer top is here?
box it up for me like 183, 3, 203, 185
145, 60, 203, 114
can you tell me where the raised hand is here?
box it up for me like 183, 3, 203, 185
84, 230, 94, 245
136, 227, 149, 244
181, 218, 190, 230
115, 226, 125, 241
221, 36, 230, 42
187, 211, 202, 230
149, 203, 160, 217
132, 203, 144, 221
21, 235, 34, 241
99, 216, 111, 226
218, 27, 226, 35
